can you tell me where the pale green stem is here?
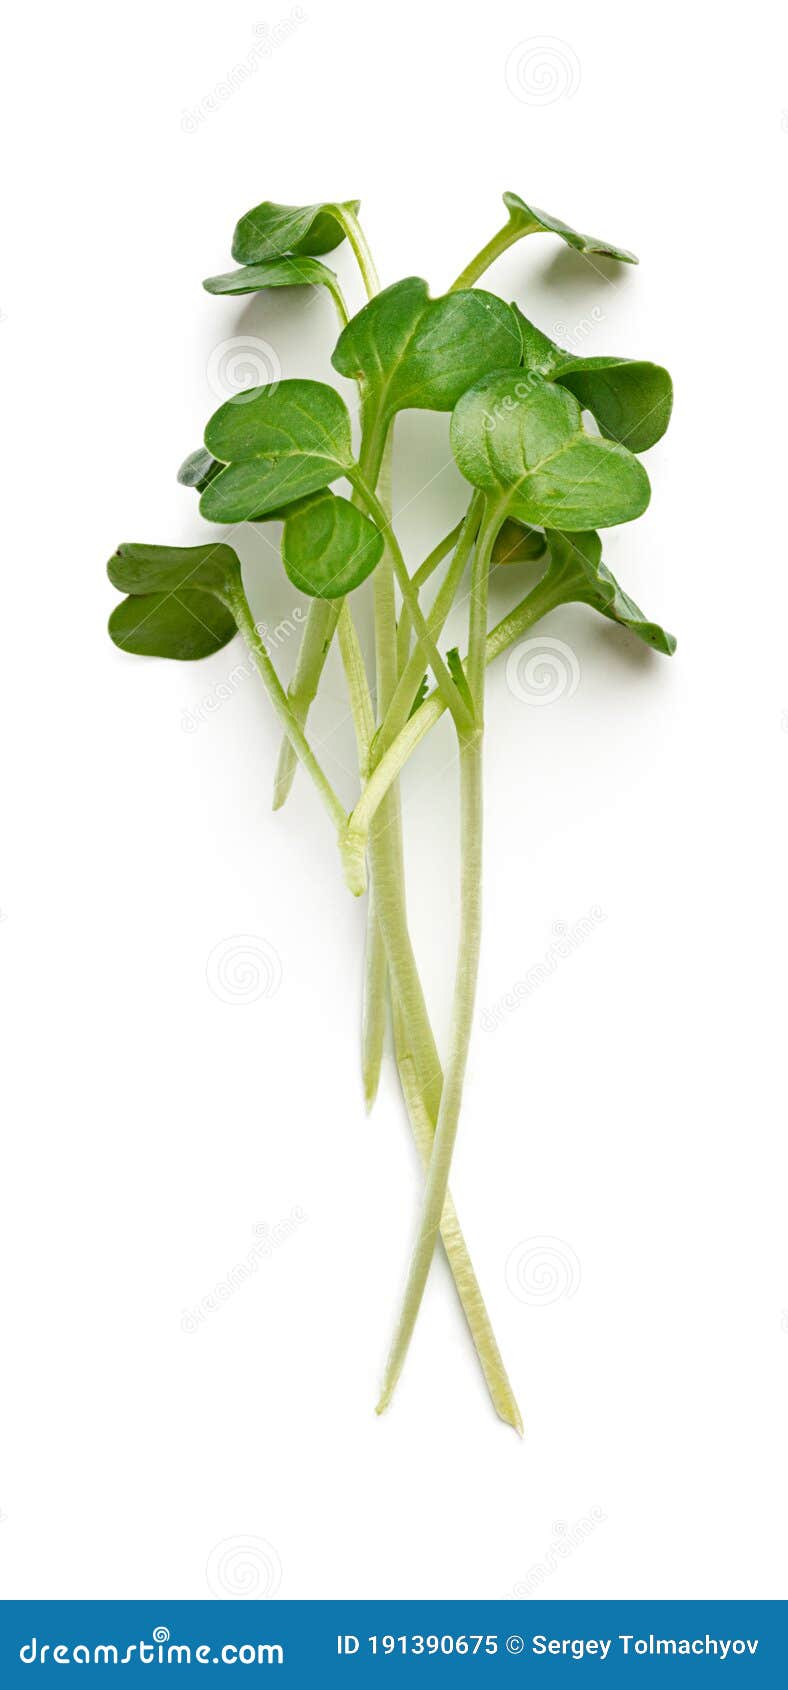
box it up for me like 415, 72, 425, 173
350, 472, 474, 733
341, 567, 568, 893
395, 519, 464, 673
272, 600, 341, 810
336, 600, 375, 776
391, 998, 522, 1433
376, 513, 496, 1414
228, 585, 347, 834
382, 494, 483, 751
449, 216, 539, 291
335, 205, 380, 298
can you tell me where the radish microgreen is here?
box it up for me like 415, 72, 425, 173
107, 191, 675, 1432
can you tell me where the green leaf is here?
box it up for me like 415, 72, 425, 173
203, 256, 339, 296
450, 372, 650, 530
282, 492, 384, 599
503, 192, 638, 264
177, 447, 224, 491
332, 277, 522, 422
107, 540, 241, 598
514, 308, 672, 453
546, 530, 676, 654
491, 520, 547, 566
108, 591, 237, 660
201, 379, 354, 523
231, 199, 358, 265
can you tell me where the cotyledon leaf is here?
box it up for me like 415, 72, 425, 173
282, 492, 384, 599
203, 256, 339, 295
107, 542, 242, 661
231, 199, 359, 265
514, 307, 673, 453
107, 540, 241, 598
200, 379, 355, 523
331, 277, 522, 422
503, 192, 638, 264
543, 528, 676, 655
108, 591, 237, 660
178, 447, 302, 521
450, 372, 650, 531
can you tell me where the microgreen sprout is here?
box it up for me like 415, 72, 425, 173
108, 191, 675, 1431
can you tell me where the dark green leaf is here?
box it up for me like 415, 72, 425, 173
177, 448, 225, 491
546, 530, 676, 654
231, 199, 358, 265
451, 372, 650, 530
204, 256, 338, 296
201, 379, 354, 522
107, 540, 241, 598
332, 277, 522, 422
514, 308, 672, 452
491, 520, 547, 566
503, 192, 637, 264
282, 492, 384, 599
108, 591, 237, 660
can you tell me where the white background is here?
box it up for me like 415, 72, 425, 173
2, 0, 787, 1602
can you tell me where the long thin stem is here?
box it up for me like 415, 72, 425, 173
391, 999, 522, 1432
449, 216, 538, 292
336, 205, 380, 298
350, 472, 474, 733
229, 585, 348, 833
376, 514, 496, 1414
272, 600, 341, 810
395, 519, 464, 674
341, 567, 568, 892
382, 494, 483, 752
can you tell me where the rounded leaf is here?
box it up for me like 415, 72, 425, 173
203, 256, 338, 296
108, 590, 237, 660
201, 378, 354, 522
107, 541, 240, 597
513, 309, 673, 453
450, 372, 650, 530
503, 192, 638, 264
545, 531, 676, 654
332, 277, 522, 421
282, 493, 384, 598
231, 199, 358, 265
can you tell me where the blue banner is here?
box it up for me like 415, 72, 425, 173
0, 1602, 785, 1684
